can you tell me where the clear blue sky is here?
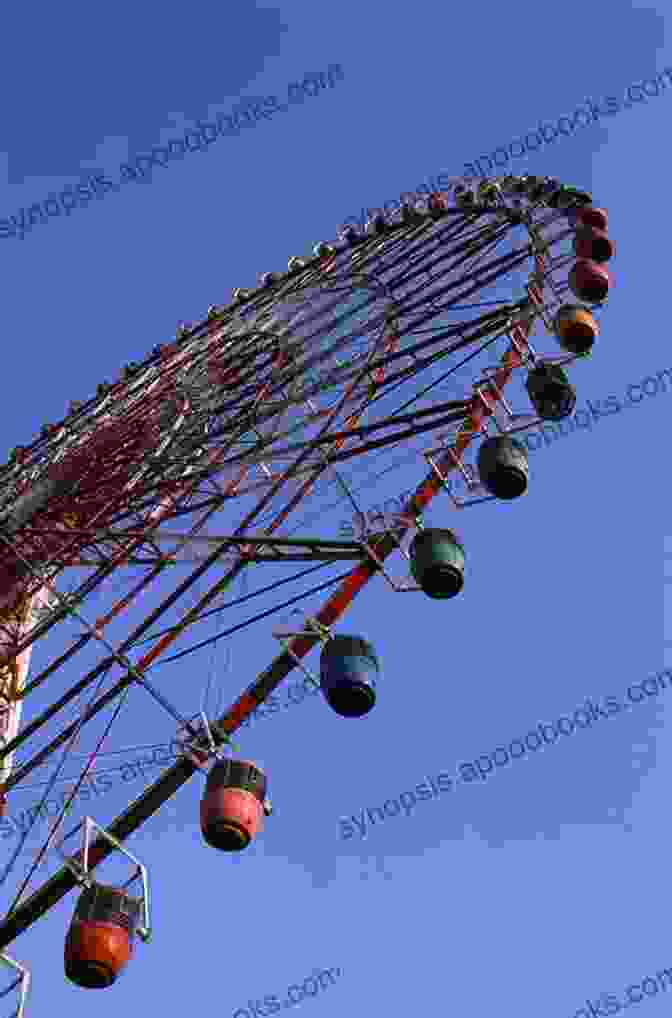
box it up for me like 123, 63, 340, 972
0, 2, 670, 1016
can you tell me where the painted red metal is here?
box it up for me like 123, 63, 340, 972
64, 920, 133, 988
200, 787, 265, 850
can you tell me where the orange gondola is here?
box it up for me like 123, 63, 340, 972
554, 304, 600, 355
201, 758, 270, 851
64, 883, 142, 989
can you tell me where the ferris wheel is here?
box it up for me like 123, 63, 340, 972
0, 173, 615, 1010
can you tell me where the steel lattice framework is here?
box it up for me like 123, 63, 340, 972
0, 177, 608, 965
